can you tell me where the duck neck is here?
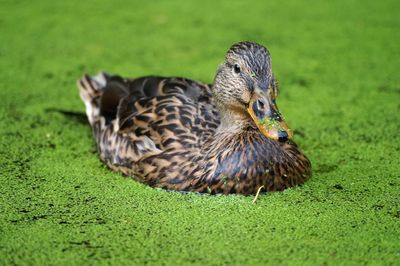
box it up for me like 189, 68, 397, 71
216, 106, 255, 133
200, 107, 259, 158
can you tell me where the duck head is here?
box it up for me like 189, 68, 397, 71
212, 41, 293, 142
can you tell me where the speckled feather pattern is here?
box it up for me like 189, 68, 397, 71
78, 42, 311, 195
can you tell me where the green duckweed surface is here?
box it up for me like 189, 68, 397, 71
1, 0, 399, 265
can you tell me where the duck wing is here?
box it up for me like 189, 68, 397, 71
100, 74, 220, 150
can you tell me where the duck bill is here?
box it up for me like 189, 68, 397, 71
247, 91, 293, 142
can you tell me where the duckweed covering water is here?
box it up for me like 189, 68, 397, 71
1, 0, 399, 265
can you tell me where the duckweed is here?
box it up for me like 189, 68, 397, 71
0, 0, 399, 265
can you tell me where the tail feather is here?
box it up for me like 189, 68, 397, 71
77, 73, 107, 125
77, 72, 162, 171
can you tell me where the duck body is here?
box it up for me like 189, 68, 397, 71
78, 42, 311, 195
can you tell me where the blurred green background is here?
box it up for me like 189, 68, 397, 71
0, 0, 399, 265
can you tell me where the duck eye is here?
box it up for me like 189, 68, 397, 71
233, 64, 241, 74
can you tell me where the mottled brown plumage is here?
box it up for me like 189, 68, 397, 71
77, 41, 311, 195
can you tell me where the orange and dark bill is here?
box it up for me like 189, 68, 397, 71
247, 89, 293, 142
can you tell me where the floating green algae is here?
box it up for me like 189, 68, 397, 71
0, 0, 399, 265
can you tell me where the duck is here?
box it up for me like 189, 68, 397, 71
77, 41, 311, 195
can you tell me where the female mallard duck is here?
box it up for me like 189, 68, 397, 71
77, 41, 311, 195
